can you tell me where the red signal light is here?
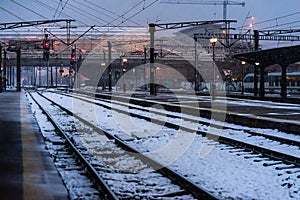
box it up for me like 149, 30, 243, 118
70, 48, 76, 65
43, 40, 50, 50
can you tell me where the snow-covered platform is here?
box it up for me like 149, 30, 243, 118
0, 90, 68, 199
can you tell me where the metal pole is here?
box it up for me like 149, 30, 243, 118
108, 41, 112, 91
47, 61, 49, 88
259, 65, 265, 97
74, 45, 77, 89
55, 66, 58, 88
33, 66, 36, 87
242, 64, 244, 95
144, 46, 147, 91
194, 35, 198, 92
0, 44, 2, 93
149, 23, 156, 95
67, 20, 71, 45
3, 49, 6, 91
253, 30, 259, 96
38, 66, 41, 87
31, 67, 34, 86
50, 64, 53, 87
12, 67, 15, 87
281, 66, 287, 98
212, 43, 215, 100
16, 49, 21, 92
27, 67, 30, 86
9, 64, 11, 87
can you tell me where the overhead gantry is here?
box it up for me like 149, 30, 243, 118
0, 19, 75, 92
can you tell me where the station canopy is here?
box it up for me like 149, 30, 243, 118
233, 44, 300, 67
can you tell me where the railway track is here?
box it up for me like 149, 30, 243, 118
51, 90, 300, 168
70, 89, 300, 135
28, 90, 217, 199
32, 90, 300, 199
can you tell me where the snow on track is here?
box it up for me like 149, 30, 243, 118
41, 91, 300, 199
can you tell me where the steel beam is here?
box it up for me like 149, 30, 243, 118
0, 19, 74, 31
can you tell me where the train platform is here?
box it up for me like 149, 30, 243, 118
0, 90, 68, 200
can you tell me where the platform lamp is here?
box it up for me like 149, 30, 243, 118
209, 37, 218, 100
254, 62, 260, 96
122, 58, 127, 93
241, 61, 246, 95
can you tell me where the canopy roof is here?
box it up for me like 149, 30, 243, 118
233, 44, 300, 67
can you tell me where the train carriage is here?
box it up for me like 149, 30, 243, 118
243, 71, 300, 94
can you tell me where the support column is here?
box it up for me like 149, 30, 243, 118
259, 65, 265, 97
254, 65, 259, 96
108, 41, 112, 92
16, 49, 21, 92
0, 44, 2, 93
3, 49, 6, 91
55, 66, 58, 87
144, 46, 147, 91
281, 66, 287, 98
50, 65, 53, 87
194, 36, 199, 92
253, 30, 259, 96
149, 23, 156, 95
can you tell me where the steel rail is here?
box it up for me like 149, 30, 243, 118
55, 90, 300, 167
59, 90, 300, 147
28, 91, 119, 200
36, 91, 218, 200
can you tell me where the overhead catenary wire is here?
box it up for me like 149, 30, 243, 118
4, 0, 158, 36
73, 0, 144, 27
108, 0, 146, 25
260, 20, 300, 31
1, 0, 158, 49
0, 6, 24, 21
236, 10, 300, 31
50, 0, 109, 25
52, 0, 62, 19
9, 0, 48, 20
254, 11, 300, 27
56, 0, 70, 20
32, 0, 143, 37
108, 0, 159, 31
31, 0, 106, 40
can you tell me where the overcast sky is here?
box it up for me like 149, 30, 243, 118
1, 0, 300, 31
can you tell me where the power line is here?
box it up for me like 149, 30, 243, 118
51, 0, 110, 25
74, 0, 144, 27
32, 0, 99, 39
262, 20, 300, 31
111, 0, 159, 29
9, 0, 47, 20
52, 0, 62, 19
56, 0, 70, 19
109, 0, 145, 25
254, 11, 300, 27
0, 6, 25, 21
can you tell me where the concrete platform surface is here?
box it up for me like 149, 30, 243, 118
0, 91, 68, 200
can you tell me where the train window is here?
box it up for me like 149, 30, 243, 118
275, 76, 280, 87
244, 76, 253, 83
290, 75, 296, 87
268, 76, 273, 86
296, 77, 300, 87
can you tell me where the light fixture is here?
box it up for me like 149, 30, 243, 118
122, 58, 127, 63
209, 37, 218, 45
